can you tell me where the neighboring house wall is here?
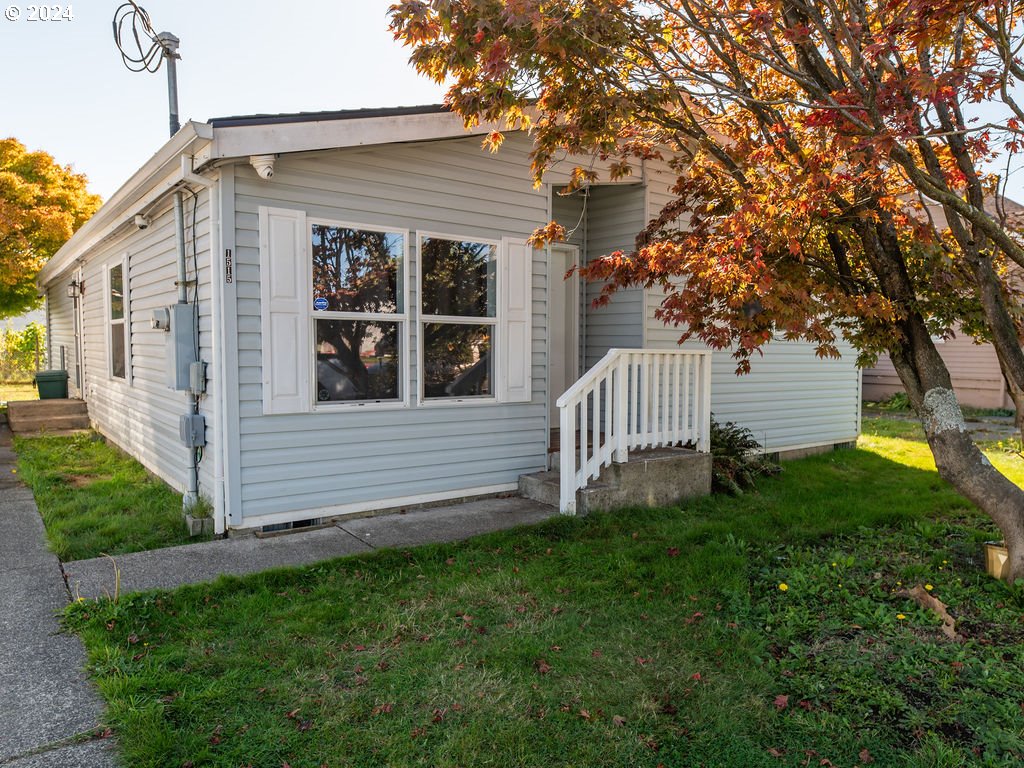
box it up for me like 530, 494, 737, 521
75, 191, 215, 495
45, 280, 79, 397
230, 137, 550, 525
864, 334, 1012, 410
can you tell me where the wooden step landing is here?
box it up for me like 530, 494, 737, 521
6, 399, 90, 435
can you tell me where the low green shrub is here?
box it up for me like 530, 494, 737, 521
710, 416, 780, 495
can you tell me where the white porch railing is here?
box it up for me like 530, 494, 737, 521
555, 348, 713, 515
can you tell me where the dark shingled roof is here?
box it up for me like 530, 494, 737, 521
207, 104, 449, 128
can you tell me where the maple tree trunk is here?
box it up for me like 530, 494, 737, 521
862, 218, 1024, 583
889, 345, 1024, 583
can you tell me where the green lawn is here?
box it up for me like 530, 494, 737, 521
67, 423, 1024, 767
14, 432, 206, 561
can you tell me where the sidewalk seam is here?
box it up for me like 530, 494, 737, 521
0, 729, 109, 766
336, 524, 377, 551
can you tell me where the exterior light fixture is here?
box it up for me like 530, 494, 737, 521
66, 279, 82, 299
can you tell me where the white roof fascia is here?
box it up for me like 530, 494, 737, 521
38, 121, 214, 287
209, 110, 499, 159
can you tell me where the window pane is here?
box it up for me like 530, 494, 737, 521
111, 322, 125, 379
110, 264, 124, 320
422, 323, 493, 399
421, 238, 496, 318
316, 319, 401, 402
311, 225, 402, 313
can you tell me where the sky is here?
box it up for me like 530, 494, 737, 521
1, 1, 1021, 203
0, 0, 446, 198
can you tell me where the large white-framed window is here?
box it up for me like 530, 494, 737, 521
259, 205, 532, 415
417, 232, 499, 403
309, 219, 410, 408
106, 255, 130, 383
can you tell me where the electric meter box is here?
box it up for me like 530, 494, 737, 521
179, 413, 206, 448
166, 303, 197, 390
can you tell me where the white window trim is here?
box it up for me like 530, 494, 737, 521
105, 253, 131, 385
308, 217, 412, 411
416, 230, 502, 407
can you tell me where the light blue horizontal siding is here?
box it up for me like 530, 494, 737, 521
232, 134, 551, 522
74, 189, 215, 493
645, 286, 860, 452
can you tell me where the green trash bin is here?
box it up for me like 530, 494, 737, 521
35, 370, 69, 399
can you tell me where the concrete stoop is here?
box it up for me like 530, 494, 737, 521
6, 399, 90, 434
519, 447, 712, 515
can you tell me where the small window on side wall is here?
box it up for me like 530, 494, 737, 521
419, 234, 498, 400
108, 259, 129, 380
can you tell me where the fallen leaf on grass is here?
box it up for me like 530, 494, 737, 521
612, 715, 626, 727
371, 702, 394, 716
535, 659, 552, 675
898, 586, 961, 640
859, 748, 874, 763
667, 547, 680, 557
774, 694, 789, 711
767, 747, 785, 758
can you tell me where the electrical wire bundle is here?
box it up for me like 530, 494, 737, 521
113, 1, 166, 73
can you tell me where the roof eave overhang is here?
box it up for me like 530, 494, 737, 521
208, 109, 496, 159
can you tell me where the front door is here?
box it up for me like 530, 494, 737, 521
548, 245, 580, 425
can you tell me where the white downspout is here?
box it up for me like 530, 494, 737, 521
208, 171, 226, 535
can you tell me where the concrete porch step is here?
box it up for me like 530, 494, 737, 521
520, 447, 712, 515
7, 400, 90, 435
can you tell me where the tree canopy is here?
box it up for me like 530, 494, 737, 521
390, 0, 1024, 579
0, 138, 100, 318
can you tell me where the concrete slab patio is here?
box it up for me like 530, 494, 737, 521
63, 496, 558, 599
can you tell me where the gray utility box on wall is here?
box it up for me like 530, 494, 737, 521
179, 413, 206, 448
166, 303, 197, 390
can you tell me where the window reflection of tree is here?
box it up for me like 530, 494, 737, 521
421, 238, 495, 398
312, 226, 401, 401
316, 320, 399, 400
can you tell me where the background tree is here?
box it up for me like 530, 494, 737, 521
0, 138, 100, 318
390, 0, 1024, 579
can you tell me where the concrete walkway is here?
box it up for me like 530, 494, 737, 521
64, 496, 557, 599
0, 422, 118, 767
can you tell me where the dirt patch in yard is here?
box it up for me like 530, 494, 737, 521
63, 474, 95, 489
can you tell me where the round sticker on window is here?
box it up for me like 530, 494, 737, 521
313, 297, 329, 311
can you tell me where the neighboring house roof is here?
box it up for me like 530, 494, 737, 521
38, 104, 501, 287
